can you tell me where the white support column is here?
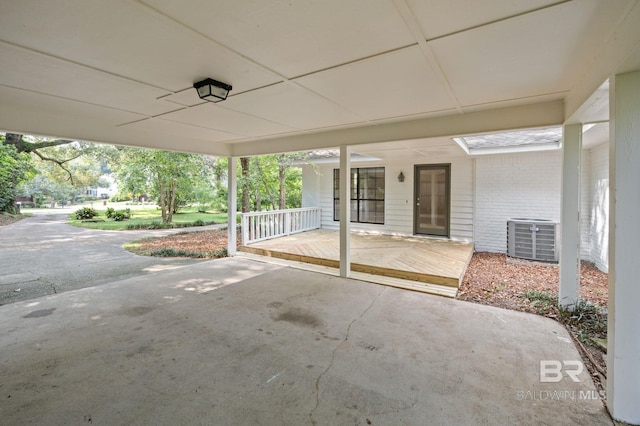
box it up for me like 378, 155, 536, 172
227, 157, 237, 257
607, 70, 640, 424
339, 145, 351, 278
559, 123, 582, 308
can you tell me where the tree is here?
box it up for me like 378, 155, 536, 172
19, 174, 77, 207
252, 154, 304, 211
3, 133, 80, 181
112, 147, 207, 223
2, 133, 105, 208
0, 137, 35, 213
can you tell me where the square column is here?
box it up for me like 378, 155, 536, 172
339, 145, 351, 278
559, 123, 582, 308
227, 157, 237, 256
607, 70, 640, 424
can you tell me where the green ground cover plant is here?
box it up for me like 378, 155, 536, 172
69, 206, 228, 230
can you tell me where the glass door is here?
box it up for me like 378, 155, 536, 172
414, 164, 450, 237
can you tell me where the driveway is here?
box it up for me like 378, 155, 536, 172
0, 209, 216, 305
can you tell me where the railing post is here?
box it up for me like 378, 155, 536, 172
285, 210, 291, 236
241, 214, 248, 246
239, 207, 322, 245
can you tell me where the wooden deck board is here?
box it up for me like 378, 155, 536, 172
239, 229, 474, 290
237, 252, 459, 298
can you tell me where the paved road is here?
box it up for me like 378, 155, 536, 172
0, 210, 220, 305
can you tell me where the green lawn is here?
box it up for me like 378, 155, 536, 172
69, 206, 231, 230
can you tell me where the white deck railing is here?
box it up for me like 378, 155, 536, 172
241, 207, 321, 245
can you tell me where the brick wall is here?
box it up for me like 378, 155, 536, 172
474, 151, 562, 252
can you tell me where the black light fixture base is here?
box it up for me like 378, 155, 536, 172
193, 78, 233, 103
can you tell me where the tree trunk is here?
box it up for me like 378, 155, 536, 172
240, 157, 251, 213
167, 182, 175, 223
254, 159, 276, 210
5, 133, 24, 152
159, 182, 168, 223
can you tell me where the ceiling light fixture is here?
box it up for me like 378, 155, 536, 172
193, 78, 232, 103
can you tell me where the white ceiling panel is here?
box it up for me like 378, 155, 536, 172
430, 0, 629, 107
0, 85, 144, 128
222, 83, 365, 130
159, 89, 207, 108
620, 43, 640, 74
160, 103, 296, 138
0, 42, 178, 117
0, 0, 281, 93
406, 0, 560, 39
1, 1, 639, 156
296, 46, 457, 120
142, 0, 415, 78
121, 118, 242, 143
0, 85, 153, 148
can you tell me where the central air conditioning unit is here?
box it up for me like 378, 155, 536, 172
507, 218, 558, 263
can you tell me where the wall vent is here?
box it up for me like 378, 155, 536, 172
507, 219, 558, 263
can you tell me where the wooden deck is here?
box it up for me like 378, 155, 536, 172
239, 229, 474, 296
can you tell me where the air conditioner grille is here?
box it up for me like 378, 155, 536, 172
507, 219, 558, 262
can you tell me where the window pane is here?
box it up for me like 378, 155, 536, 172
348, 200, 356, 222
334, 167, 385, 224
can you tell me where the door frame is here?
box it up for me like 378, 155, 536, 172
413, 163, 451, 237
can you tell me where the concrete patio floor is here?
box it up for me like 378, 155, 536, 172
0, 257, 610, 425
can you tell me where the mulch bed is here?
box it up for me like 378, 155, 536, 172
0, 213, 26, 227
129, 229, 240, 257
457, 252, 608, 310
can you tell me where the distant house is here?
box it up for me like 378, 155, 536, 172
14, 195, 35, 208
301, 126, 609, 272
85, 174, 118, 200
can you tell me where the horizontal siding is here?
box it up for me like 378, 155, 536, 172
304, 145, 609, 270
304, 157, 473, 241
580, 150, 592, 260
450, 159, 474, 241
588, 143, 609, 272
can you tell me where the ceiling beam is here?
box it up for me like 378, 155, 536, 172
230, 100, 564, 156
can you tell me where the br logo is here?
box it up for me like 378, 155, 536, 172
540, 360, 584, 383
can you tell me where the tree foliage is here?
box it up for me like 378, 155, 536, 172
0, 136, 35, 213
110, 147, 211, 223
236, 154, 303, 213
2, 133, 105, 208
2, 132, 307, 217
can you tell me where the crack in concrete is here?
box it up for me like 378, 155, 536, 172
309, 287, 385, 425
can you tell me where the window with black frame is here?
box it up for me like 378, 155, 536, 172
333, 167, 384, 224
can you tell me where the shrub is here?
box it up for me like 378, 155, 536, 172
126, 221, 171, 230
150, 248, 190, 257
105, 207, 115, 218
111, 208, 132, 221
73, 207, 98, 220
